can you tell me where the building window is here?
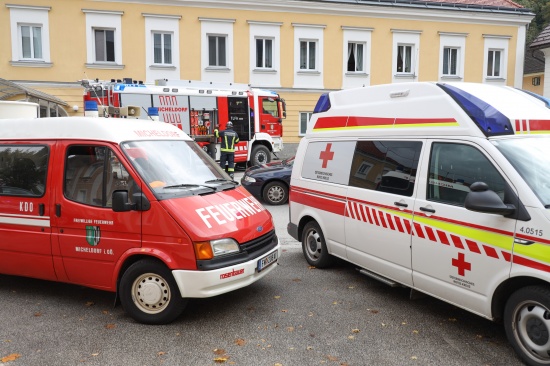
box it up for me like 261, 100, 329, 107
347, 42, 365, 72
442, 47, 458, 76
256, 38, 273, 68
487, 49, 502, 77
208, 35, 227, 67
153, 32, 172, 65
533, 76, 541, 86
299, 112, 313, 136
300, 40, 316, 70
20, 25, 43, 59
396, 44, 413, 73
94, 29, 115, 62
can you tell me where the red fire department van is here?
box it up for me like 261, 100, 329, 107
0, 116, 280, 324
81, 78, 286, 166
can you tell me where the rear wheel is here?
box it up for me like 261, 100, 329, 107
301, 221, 334, 268
120, 259, 187, 324
504, 286, 550, 366
251, 145, 271, 166
262, 181, 288, 205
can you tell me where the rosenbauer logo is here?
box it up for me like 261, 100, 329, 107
220, 268, 245, 280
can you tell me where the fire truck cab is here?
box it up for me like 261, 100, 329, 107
82, 78, 286, 167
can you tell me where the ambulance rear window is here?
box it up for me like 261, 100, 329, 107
438, 83, 513, 137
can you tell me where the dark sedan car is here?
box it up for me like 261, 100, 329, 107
240, 157, 294, 205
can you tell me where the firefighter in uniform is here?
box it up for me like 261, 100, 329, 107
214, 121, 240, 179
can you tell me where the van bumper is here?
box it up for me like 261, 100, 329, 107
287, 222, 299, 241
172, 243, 281, 298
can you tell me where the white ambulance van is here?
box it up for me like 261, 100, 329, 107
288, 82, 550, 365
0, 117, 280, 324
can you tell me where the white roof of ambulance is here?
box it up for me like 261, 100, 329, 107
0, 117, 191, 143
308, 82, 550, 138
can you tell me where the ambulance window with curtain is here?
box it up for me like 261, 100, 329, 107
0, 145, 48, 197
348, 140, 422, 197
428, 143, 506, 206
64, 146, 135, 207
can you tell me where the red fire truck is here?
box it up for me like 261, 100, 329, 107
81, 78, 286, 166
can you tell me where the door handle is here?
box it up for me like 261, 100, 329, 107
39, 203, 45, 216
394, 202, 408, 208
55, 204, 61, 217
514, 238, 535, 245
419, 206, 436, 213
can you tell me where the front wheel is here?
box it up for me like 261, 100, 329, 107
250, 145, 271, 166
301, 221, 334, 268
504, 286, 550, 366
119, 259, 187, 324
263, 181, 288, 205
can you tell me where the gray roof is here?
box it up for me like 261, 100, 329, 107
531, 25, 550, 50
524, 49, 545, 74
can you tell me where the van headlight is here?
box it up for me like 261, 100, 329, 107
194, 238, 240, 260
243, 175, 256, 183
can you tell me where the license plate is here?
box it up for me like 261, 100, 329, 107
257, 251, 278, 272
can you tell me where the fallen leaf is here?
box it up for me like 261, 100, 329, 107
214, 357, 228, 363
412, 330, 419, 334
348, 286, 354, 289
281, 309, 288, 313
448, 318, 457, 322
275, 363, 283, 366
214, 349, 226, 355
308, 266, 316, 269
91, 353, 99, 357
102, 310, 109, 315
85, 301, 94, 307
292, 278, 301, 282
274, 296, 281, 299
381, 323, 386, 327
105, 323, 116, 329
157, 351, 165, 356
369, 309, 379, 314
308, 312, 314, 317
307, 346, 314, 350
34, 312, 42, 317
348, 336, 355, 340
1, 353, 21, 363
235, 338, 246, 346
411, 356, 418, 360
401, 322, 407, 325
351, 329, 360, 333
287, 326, 294, 332
332, 301, 339, 305
327, 355, 338, 361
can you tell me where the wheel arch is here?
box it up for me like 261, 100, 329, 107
491, 276, 550, 322
113, 252, 173, 294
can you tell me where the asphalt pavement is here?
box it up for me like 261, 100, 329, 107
0, 170, 525, 366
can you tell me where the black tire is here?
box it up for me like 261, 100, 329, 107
119, 259, 187, 325
262, 181, 288, 205
301, 221, 334, 268
251, 145, 271, 166
504, 285, 550, 366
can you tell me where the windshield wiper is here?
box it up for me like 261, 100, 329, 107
545, 204, 550, 209
204, 178, 238, 185
163, 184, 216, 191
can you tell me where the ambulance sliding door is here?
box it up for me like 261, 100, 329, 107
344, 140, 423, 287
411, 140, 515, 316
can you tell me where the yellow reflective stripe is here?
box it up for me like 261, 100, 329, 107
513, 243, 550, 264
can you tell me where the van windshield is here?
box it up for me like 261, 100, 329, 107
494, 137, 550, 207
121, 140, 233, 198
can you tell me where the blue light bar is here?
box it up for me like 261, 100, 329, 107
313, 93, 331, 113
438, 83, 513, 137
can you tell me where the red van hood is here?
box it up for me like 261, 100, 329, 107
159, 186, 274, 243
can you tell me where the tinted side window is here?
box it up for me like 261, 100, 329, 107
349, 141, 422, 197
64, 146, 134, 207
428, 143, 505, 206
0, 145, 48, 197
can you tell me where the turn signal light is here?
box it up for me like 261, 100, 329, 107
194, 241, 214, 260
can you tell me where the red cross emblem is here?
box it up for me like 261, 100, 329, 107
319, 143, 335, 169
452, 252, 471, 276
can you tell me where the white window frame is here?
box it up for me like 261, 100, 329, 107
396, 44, 413, 74
152, 31, 173, 65
208, 34, 227, 67
391, 29, 421, 83
299, 39, 318, 71
8, 5, 51, 67
347, 42, 366, 73
342, 27, 372, 89
438, 32, 466, 81
293, 23, 325, 89
93, 28, 116, 63
200, 18, 234, 82
482, 35, 510, 84
487, 49, 503, 78
248, 21, 281, 88
19, 24, 43, 60
442, 47, 459, 76
255, 37, 274, 69
299, 112, 313, 136
84, 10, 123, 69
143, 13, 180, 81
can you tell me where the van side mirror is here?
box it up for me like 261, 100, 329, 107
112, 190, 151, 212
464, 182, 515, 215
